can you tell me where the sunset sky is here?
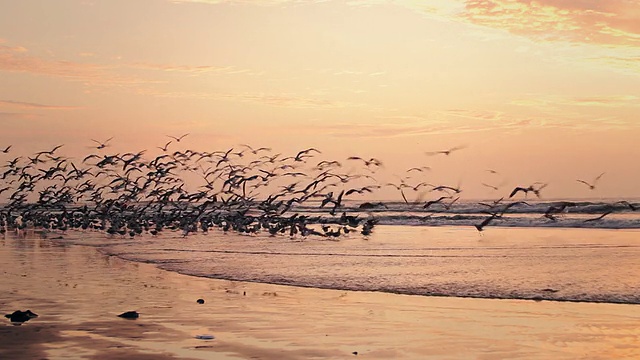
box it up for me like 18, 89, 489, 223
1, 0, 639, 200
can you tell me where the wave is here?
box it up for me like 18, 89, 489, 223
290, 199, 640, 229
88, 225, 640, 306
108, 252, 640, 305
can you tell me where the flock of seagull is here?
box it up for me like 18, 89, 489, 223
0, 136, 635, 239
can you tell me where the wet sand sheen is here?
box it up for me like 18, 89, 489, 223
1, 234, 639, 359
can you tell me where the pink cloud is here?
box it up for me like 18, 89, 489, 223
0, 43, 151, 86
0, 99, 82, 110
460, 0, 640, 47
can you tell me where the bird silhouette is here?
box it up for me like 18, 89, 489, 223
576, 172, 605, 190
167, 134, 189, 142
425, 145, 466, 156
91, 137, 113, 150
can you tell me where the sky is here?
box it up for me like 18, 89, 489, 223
0, 0, 639, 200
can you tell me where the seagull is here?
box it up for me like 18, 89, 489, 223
584, 211, 612, 222
1, 145, 11, 153
576, 172, 605, 190
425, 145, 466, 156
293, 148, 321, 162
91, 137, 113, 150
616, 200, 637, 211
167, 133, 189, 142
509, 183, 547, 198
407, 166, 431, 173
475, 213, 499, 232
481, 183, 499, 191
157, 141, 172, 152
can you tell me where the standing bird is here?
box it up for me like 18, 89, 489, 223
576, 172, 605, 190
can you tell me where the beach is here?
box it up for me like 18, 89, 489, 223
1, 231, 639, 360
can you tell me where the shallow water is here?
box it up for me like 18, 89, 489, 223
87, 225, 640, 304
2, 231, 640, 359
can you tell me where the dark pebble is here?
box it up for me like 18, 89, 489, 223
118, 311, 139, 319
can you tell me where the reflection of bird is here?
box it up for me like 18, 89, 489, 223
425, 145, 466, 156
576, 172, 605, 190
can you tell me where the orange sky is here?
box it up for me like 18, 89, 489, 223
0, 0, 639, 200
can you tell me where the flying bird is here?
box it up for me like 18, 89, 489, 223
425, 145, 466, 156
475, 213, 499, 232
509, 183, 547, 199
91, 137, 113, 150
482, 183, 499, 191
157, 141, 172, 152
576, 172, 605, 190
584, 211, 612, 222
167, 133, 189, 142
407, 166, 431, 173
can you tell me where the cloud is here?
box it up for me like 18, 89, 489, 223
0, 99, 82, 110
0, 44, 149, 86
511, 94, 640, 108
0, 40, 254, 90
136, 88, 358, 109
590, 56, 640, 75
0, 112, 41, 121
130, 62, 253, 75
169, 0, 327, 5
458, 0, 640, 48
439, 109, 504, 121
290, 114, 539, 139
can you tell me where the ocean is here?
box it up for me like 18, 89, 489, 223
55, 209, 640, 305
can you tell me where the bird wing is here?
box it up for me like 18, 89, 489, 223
509, 187, 524, 198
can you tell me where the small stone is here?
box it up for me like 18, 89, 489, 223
118, 311, 139, 319
197, 298, 205, 304
5, 310, 38, 323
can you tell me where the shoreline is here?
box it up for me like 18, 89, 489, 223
2, 233, 640, 359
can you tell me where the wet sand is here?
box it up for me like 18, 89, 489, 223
1, 233, 639, 359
